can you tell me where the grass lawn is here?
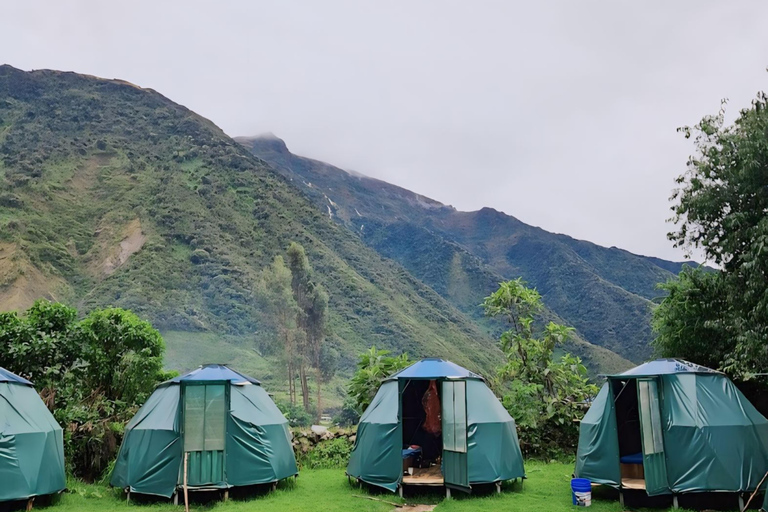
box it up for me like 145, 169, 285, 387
8, 462, 745, 512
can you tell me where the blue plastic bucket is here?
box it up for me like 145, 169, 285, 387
571, 478, 591, 506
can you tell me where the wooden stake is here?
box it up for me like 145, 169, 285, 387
26, 498, 34, 511
744, 471, 768, 511
183, 452, 189, 512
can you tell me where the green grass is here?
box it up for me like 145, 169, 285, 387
8, 463, 740, 512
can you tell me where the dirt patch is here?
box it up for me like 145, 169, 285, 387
396, 506, 436, 512
100, 219, 146, 277
0, 243, 63, 311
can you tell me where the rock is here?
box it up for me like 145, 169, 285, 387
310, 425, 328, 435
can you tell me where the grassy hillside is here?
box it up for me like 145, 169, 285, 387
237, 134, 691, 367
0, 66, 505, 408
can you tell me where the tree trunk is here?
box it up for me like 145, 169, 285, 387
300, 363, 310, 411
315, 366, 322, 423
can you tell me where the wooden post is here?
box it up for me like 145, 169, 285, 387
446, 487, 451, 499
223, 490, 229, 501
738, 494, 745, 511
673, 495, 678, 509
26, 498, 34, 511
619, 491, 624, 508
272, 482, 277, 492
398, 485, 403, 498
127, 491, 131, 503
173, 492, 179, 506
496, 482, 502, 494
183, 452, 190, 512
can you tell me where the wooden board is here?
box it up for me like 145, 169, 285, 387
621, 478, 646, 490
403, 466, 444, 486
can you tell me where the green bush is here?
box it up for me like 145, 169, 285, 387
296, 437, 353, 469
278, 401, 314, 428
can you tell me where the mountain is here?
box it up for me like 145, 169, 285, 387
237, 134, 694, 365
0, 66, 510, 408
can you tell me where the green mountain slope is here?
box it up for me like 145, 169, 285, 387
237, 134, 691, 365
0, 66, 505, 406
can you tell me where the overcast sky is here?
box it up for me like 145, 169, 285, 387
3, 1, 767, 261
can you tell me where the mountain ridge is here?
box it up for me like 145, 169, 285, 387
237, 134, 693, 365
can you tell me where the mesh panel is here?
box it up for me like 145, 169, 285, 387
184, 385, 206, 451
184, 384, 226, 452
204, 385, 226, 451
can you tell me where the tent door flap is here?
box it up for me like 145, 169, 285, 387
182, 383, 227, 487
441, 380, 470, 493
636, 378, 669, 496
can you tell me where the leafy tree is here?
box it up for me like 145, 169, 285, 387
257, 255, 301, 405
286, 242, 329, 420
0, 300, 169, 480
657, 92, 768, 377
652, 268, 731, 371
483, 279, 597, 457
332, 397, 361, 427
348, 346, 411, 412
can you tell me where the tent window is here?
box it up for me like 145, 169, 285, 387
443, 381, 467, 453
638, 380, 663, 455
184, 384, 226, 452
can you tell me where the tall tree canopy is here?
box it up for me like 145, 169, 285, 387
655, 92, 768, 377
483, 279, 597, 457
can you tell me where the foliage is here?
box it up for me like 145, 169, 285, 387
295, 437, 353, 470
332, 397, 361, 427
658, 92, 768, 378
348, 346, 411, 413
0, 300, 169, 480
483, 279, 598, 458
277, 401, 314, 428
652, 267, 731, 371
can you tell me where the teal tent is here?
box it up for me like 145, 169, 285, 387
347, 358, 525, 495
111, 364, 297, 498
0, 367, 66, 503
575, 359, 768, 499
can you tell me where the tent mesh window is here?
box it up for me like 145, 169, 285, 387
184, 384, 226, 452
638, 380, 663, 455
443, 381, 467, 453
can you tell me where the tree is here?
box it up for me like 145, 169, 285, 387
483, 279, 597, 457
286, 242, 329, 420
257, 255, 301, 405
348, 346, 411, 413
658, 91, 768, 377
0, 300, 170, 480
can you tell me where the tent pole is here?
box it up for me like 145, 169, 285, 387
496, 482, 502, 494
183, 452, 189, 512
744, 471, 768, 510
673, 495, 678, 509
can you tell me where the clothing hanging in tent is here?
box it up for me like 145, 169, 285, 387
422, 379, 441, 435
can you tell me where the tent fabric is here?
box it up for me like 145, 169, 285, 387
164, 364, 260, 384
111, 366, 295, 498
0, 371, 66, 503
0, 367, 33, 385
347, 360, 524, 492
576, 360, 768, 496
346, 381, 402, 491
613, 358, 721, 377
575, 384, 621, 487
387, 358, 484, 381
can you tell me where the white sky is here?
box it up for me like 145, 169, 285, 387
3, 0, 768, 261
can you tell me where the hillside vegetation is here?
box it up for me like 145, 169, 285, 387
0, 66, 503, 406
238, 135, 693, 366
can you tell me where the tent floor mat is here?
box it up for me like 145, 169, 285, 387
621, 478, 646, 490
403, 466, 444, 486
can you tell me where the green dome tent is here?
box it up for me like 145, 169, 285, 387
111, 364, 297, 499
575, 359, 768, 503
346, 358, 525, 496
0, 367, 66, 503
